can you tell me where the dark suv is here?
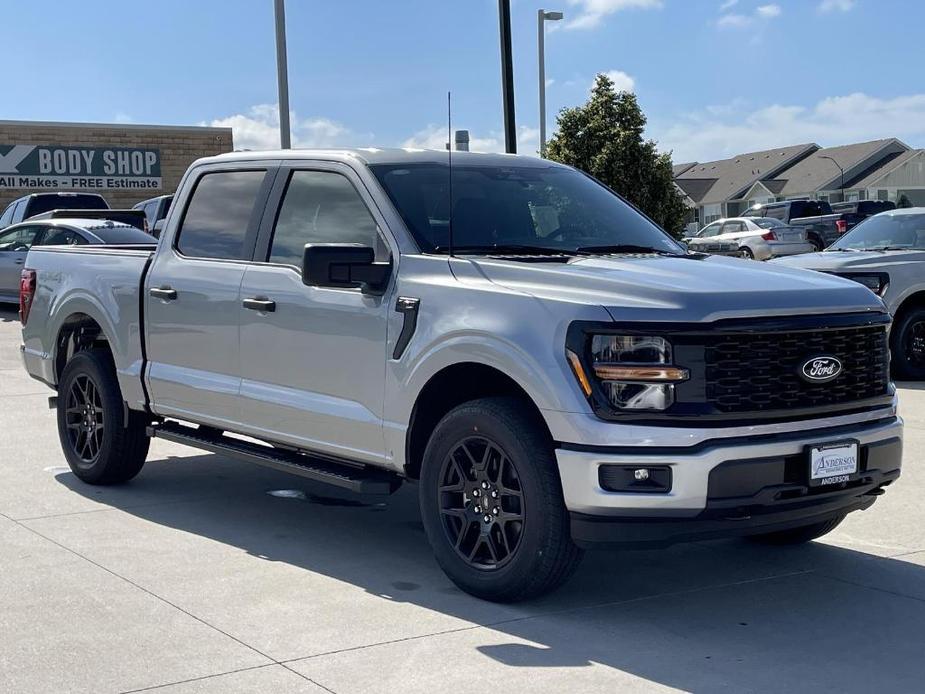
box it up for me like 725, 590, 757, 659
0, 192, 108, 230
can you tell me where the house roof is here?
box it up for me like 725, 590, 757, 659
672, 162, 697, 177
674, 143, 817, 205
848, 148, 923, 189
775, 139, 907, 197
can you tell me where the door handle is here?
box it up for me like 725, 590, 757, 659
149, 286, 177, 301
242, 297, 276, 312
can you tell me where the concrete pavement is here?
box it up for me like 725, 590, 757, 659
1, 303, 923, 693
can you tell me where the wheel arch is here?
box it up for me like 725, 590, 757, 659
892, 289, 925, 326
403, 362, 553, 480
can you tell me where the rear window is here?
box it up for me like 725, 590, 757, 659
753, 217, 786, 229
175, 171, 266, 260
27, 194, 107, 217
87, 225, 157, 244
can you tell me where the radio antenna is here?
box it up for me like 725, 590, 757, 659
447, 91, 455, 258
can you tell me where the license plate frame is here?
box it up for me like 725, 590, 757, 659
807, 440, 860, 487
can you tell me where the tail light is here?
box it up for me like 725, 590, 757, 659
761, 231, 777, 241
835, 219, 848, 234
19, 269, 36, 326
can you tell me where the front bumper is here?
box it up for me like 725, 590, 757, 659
556, 415, 903, 547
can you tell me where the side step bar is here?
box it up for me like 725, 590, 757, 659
147, 421, 401, 496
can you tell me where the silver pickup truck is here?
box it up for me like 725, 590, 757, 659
19, 149, 903, 601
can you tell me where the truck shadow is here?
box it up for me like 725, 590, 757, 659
56, 453, 925, 692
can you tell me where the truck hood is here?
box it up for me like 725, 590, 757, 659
465, 253, 885, 323
772, 249, 925, 272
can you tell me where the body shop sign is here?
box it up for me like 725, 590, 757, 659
0, 144, 161, 190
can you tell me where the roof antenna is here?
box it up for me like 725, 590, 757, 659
447, 90, 455, 258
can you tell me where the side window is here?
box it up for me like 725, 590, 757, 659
766, 206, 786, 221
0, 202, 15, 228
11, 200, 26, 223
268, 170, 386, 268
720, 221, 743, 234
0, 225, 43, 251
699, 222, 721, 237
40, 228, 86, 246
175, 170, 266, 260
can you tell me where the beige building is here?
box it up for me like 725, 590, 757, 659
0, 120, 233, 212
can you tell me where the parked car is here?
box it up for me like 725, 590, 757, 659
0, 192, 108, 230
687, 217, 813, 260
773, 207, 925, 379
28, 208, 147, 231
0, 218, 154, 302
20, 149, 902, 602
132, 194, 173, 236
743, 200, 858, 250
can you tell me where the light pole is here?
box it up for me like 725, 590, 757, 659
498, 0, 517, 154
538, 9, 563, 158
819, 155, 845, 200
274, 0, 291, 149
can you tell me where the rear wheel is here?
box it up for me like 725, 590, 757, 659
746, 514, 845, 545
57, 349, 150, 485
419, 397, 583, 602
891, 307, 925, 380
738, 247, 755, 259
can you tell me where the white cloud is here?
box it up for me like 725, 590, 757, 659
717, 13, 751, 28
600, 70, 636, 93
717, 1, 781, 28
719, 0, 738, 9
655, 92, 925, 163
207, 104, 355, 150
819, 0, 855, 11
564, 0, 662, 30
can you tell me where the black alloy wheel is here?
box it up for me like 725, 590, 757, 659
64, 374, 105, 466
437, 436, 525, 570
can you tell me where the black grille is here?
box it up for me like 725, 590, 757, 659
704, 324, 889, 413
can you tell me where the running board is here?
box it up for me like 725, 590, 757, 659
147, 421, 401, 495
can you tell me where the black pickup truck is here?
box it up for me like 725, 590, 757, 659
744, 200, 859, 250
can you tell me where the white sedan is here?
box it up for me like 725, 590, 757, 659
686, 217, 814, 260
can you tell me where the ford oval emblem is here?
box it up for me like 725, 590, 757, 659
800, 356, 843, 383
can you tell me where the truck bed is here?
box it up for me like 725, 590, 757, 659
20, 245, 156, 409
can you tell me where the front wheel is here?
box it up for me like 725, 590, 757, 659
57, 349, 150, 485
419, 397, 583, 602
891, 307, 925, 380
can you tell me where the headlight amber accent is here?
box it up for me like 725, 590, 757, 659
592, 365, 689, 382
566, 349, 593, 397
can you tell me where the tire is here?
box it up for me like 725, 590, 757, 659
891, 306, 925, 380
746, 514, 845, 545
738, 247, 755, 260
57, 349, 150, 485
808, 235, 824, 252
419, 397, 583, 602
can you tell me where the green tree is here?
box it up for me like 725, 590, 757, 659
546, 73, 689, 237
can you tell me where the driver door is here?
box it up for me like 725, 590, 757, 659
0, 225, 44, 298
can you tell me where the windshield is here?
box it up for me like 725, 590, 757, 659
829, 213, 925, 251
369, 163, 683, 255
753, 218, 786, 229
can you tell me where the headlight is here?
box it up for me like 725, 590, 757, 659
835, 272, 889, 296
566, 335, 689, 411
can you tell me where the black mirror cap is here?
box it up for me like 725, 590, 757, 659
302, 243, 391, 294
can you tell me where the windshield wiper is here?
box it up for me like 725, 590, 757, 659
868, 246, 914, 251
433, 244, 584, 256
576, 244, 678, 255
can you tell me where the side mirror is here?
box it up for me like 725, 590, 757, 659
302, 243, 391, 294
152, 219, 165, 239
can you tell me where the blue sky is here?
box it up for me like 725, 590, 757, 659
5, 0, 922, 163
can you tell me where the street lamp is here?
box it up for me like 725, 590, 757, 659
819, 155, 845, 200
538, 9, 563, 158
274, 0, 291, 149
